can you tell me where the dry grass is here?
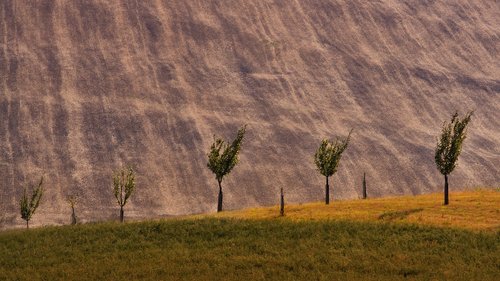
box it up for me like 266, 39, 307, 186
210, 190, 500, 231
1, 190, 498, 280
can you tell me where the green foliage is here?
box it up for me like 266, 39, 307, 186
113, 166, 136, 222
20, 177, 44, 229
0, 219, 498, 281
314, 130, 352, 177
435, 111, 473, 175
113, 167, 136, 208
207, 125, 246, 183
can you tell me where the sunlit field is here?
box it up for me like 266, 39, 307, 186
0, 190, 498, 281
212, 190, 500, 231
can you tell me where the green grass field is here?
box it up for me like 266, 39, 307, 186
0, 191, 498, 280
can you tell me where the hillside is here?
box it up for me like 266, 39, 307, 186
1, 0, 499, 228
2, 221, 498, 281
1, 191, 499, 280
213, 190, 500, 231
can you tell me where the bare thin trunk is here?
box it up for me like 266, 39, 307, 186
325, 176, 330, 205
362, 172, 367, 199
444, 174, 449, 205
217, 180, 223, 212
120, 206, 124, 222
280, 188, 285, 216
71, 207, 77, 225
26, 220, 29, 229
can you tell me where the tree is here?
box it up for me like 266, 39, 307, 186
20, 177, 44, 229
435, 111, 473, 205
314, 130, 352, 204
67, 195, 78, 225
207, 125, 246, 212
113, 166, 136, 222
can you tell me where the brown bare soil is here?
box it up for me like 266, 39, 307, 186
0, 0, 498, 228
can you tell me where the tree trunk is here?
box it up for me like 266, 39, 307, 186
325, 176, 330, 205
26, 220, 29, 229
444, 174, 449, 205
120, 206, 124, 222
362, 172, 367, 199
217, 180, 223, 212
71, 207, 77, 225
280, 188, 285, 216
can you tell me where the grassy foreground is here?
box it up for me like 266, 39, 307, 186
0, 191, 498, 280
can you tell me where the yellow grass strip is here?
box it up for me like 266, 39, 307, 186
209, 190, 500, 231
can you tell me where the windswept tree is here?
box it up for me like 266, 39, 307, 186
20, 177, 44, 229
113, 166, 136, 222
314, 130, 352, 204
435, 111, 473, 205
207, 125, 246, 212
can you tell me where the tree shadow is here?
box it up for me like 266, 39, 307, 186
378, 208, 424, 221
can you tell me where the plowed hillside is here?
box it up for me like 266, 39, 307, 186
1, 0, 499, 228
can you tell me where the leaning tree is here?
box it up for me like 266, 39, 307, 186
435, 111, 473, 205
314, 130, 352, 205
113, 166, 136, 222
207, 125, 246, 212
20, 176, 44, 229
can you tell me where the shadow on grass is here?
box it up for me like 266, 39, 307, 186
378, 208, 424, 221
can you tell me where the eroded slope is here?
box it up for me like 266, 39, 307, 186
0, 0, 499, 227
